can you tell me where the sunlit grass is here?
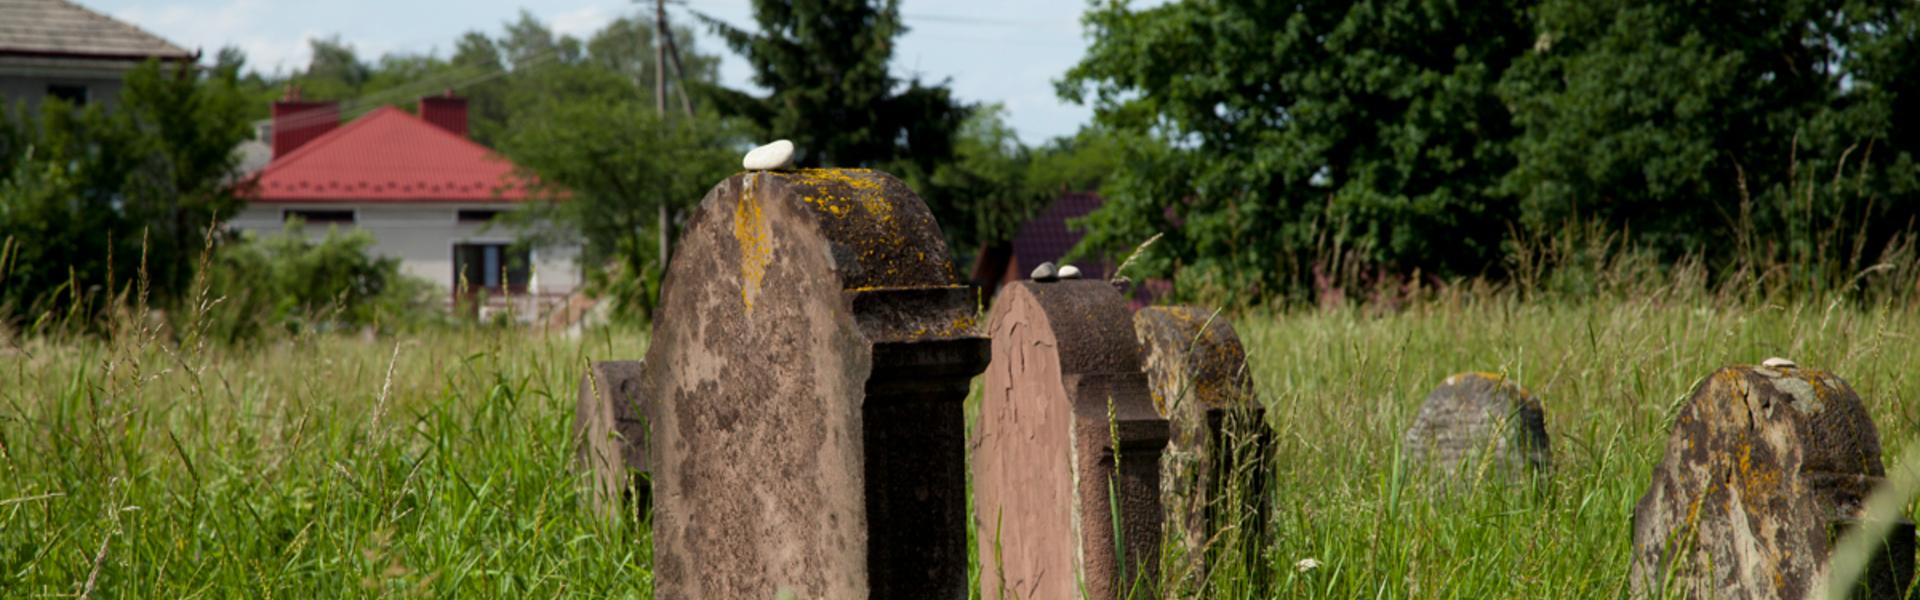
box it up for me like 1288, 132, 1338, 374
3, 293, 1916, 597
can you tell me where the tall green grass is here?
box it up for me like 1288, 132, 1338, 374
0, 325, 650, 596
4, 278, 1919, 596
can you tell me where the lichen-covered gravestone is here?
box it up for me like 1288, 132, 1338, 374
641, 169, 988, 598
1401, 372, 1551, 478
1132, 306, 1268, 596
1631, 363, 1914, 599
574, 360, 648, 520
976, 279, 1168, 600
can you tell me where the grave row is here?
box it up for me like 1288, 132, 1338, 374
573, 168, 1913, 599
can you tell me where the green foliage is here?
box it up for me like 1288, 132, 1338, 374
1064, 0, 1533, 299
1499, 0, 1920, 273
698, 0, 962, 167
0, 60, 253, 329
1063, 0, 1920, 305
498, 77, 743, 321
197, 224, 436, 342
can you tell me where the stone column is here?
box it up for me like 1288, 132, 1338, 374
976, 279, 1168, 600
1630, 363, 1913, 599
642, 169, 987, 599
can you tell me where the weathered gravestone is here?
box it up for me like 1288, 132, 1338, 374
976, 279, 1168, 600
1401, 372, 1551, 478
574, 360, 648, 520
641, 169, 988, 598
1630, 363, 1913, 599
1132, 305, 1269, 596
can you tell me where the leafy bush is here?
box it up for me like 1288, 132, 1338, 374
195, 224, 437, 342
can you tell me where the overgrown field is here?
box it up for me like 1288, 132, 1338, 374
3, 294, 1917, 597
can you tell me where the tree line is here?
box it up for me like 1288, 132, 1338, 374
1064, 0, 1920, 301
6, 0, 1917, 336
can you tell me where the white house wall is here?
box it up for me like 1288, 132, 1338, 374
228, 202, 581, 296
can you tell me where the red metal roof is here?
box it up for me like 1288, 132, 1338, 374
250, 106, 530, 203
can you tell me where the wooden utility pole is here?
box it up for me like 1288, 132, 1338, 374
655, 0, 671, 269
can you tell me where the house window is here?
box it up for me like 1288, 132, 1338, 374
453, 243, 531, 294
46, 84, 89, 106
284, 209, 355, 225
456, 209, 503, 223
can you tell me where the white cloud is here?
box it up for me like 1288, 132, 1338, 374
548, 3, 620, 39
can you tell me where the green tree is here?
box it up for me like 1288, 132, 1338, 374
493, 22, 741, 321
699, 0, 963, 167
1500, 0, 1920, 277
0, 60, 253, 328
1062, 0, 1534, 300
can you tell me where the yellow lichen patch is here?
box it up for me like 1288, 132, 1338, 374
1736, 441, 1781, 501
790, 168, 895, 223
733, 177, 774, 313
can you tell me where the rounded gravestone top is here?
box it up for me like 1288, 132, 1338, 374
1629, 364, 1888, 598
1400, 372, 1551, 477
1132, 305, 1258, 418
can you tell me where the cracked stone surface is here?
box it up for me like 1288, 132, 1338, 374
1132, 305, 1268, 597
1629, 364, 1911, 599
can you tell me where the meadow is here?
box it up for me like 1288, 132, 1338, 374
3, 286, 1917, 597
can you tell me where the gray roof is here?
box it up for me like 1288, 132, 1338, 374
0, 0, 193, 60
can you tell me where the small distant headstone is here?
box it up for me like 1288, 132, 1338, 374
976, 279, 1168, 600
1133, 306, 1269, 598
574, 360, 648, 520
643, 169, 987, 598
1630, 363, 1913, 599
1401, 372, 1551, 478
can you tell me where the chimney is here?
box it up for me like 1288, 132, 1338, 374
270, 86, 338, 158
419, 91, 468, 138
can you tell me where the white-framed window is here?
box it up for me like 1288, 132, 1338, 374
452, 241, 531, 294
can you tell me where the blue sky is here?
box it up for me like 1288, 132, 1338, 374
91, 0, 1103, 143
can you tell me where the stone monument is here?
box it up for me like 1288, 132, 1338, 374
1630, 362, 1912, 598
976, 279, 1168, 600
641, 169, 987, 598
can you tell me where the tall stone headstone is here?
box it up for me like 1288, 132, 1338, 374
574, 360, 648, 520
641, 169, 988, 598
976, 279, 1168, 600
1132, 305, 1268, 596
1401, 372, 1551, 478
1630, 363, 1913, 599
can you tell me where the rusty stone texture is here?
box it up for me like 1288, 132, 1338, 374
977, 280, 1168, 600
1631, 364, 1911, 599
641, 169, 987, 599
1132, 305, 1267, 596
1401, 372, 1551, 478
574, 360, 648, 520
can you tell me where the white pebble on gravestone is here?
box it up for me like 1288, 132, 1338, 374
1762, 357, 1797, 368
1058, 265, 1082, 280
1031, 261, 1059, 282
743, 139, 796, 170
